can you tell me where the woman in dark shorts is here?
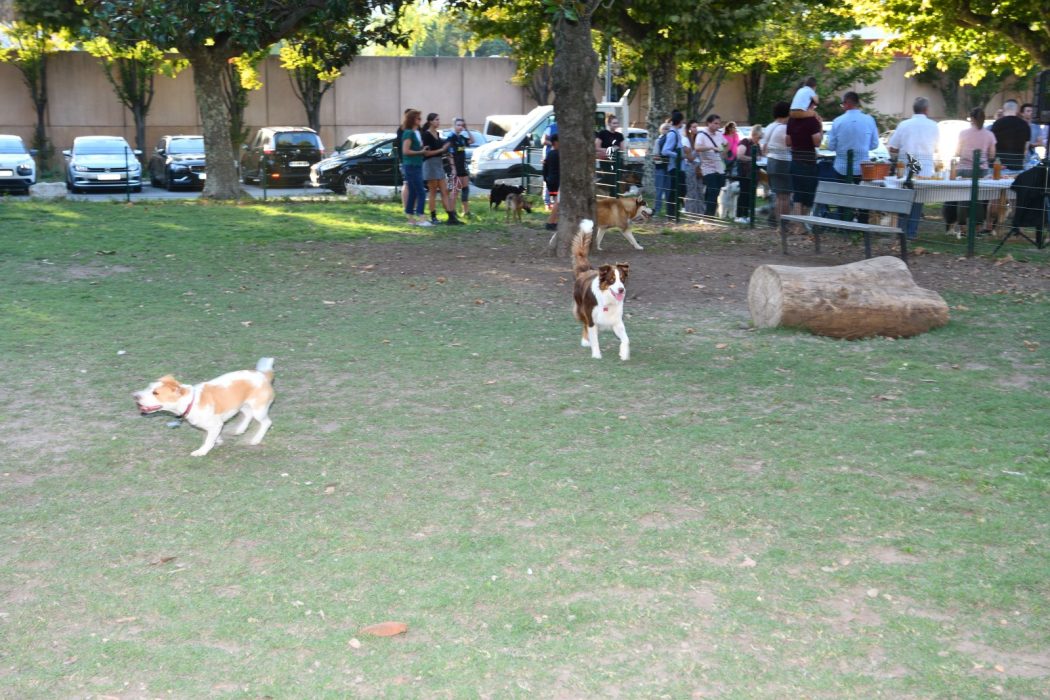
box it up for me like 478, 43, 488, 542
786, 111, 822, 217
762, 101, 792, 224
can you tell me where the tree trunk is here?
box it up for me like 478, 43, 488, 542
548, 13, 599, 257
747, 256, 950, 339
642, 53, 677, 198
188, 48, 245, 200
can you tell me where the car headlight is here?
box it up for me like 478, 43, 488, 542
17, 164, 32, 175
171, 164, 189, 172
74, 164, 90, 172
129, 163, 141, 173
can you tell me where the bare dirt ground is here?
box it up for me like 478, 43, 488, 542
338, 221, 1050, 313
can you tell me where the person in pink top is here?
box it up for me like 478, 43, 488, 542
955, 107, 997, 177
948, 107, 999, 234
723, 122, 741, 174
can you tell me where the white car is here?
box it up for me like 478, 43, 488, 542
0, 134, 37, 195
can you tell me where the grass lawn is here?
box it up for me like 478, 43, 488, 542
1, 199, 1048, 698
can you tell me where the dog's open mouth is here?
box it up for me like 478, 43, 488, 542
137, 404, 161, 415
613, 290, 626, 302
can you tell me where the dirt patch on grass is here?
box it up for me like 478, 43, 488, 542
301, 221, 1050, 318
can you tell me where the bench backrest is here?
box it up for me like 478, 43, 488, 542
813, 181, 915, 215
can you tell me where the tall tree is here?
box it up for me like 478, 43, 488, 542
81, 38, 187, 158
281, 14, 404, 133
0, 22, 67, 168
734, 11, 891, 126
222, 51, 264, 158
853, 0, 1047, 84
549, 0, 602, 256
18, 0, 405, 199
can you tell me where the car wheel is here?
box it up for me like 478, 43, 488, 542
341, 173, 362, 192
164, 168, 174, 191
133, 185, 142, 193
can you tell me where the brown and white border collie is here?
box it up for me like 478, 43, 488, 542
133, 357, 276, 456
572, 219, 630, 360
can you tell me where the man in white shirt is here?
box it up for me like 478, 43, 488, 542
695, 114, 728, 216
888, 97, 940, 238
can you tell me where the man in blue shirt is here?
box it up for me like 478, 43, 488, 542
828, 91, 879, 180
827, 91, 879, 222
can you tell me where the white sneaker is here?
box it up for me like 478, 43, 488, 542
417, 220, 434, 227
734, 217, 749, 224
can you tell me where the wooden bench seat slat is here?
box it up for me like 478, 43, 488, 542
779, 180, 916, 262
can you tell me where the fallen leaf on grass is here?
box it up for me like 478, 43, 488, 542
436, 276, 447, 284
348, 638, 362, 649
322, 300, 337, 305
240, 321, 252, 327
685, 328, 696, 334
692, 283, 706, 289
739, 556, 756, 568
474, 299, 486, 305
324, 484, 337, 494
96, 250, 116, 255
148, 556, 177, 566
360, 621, 408, 637
715, 343, 728, 350
1023, 340, 1040, 351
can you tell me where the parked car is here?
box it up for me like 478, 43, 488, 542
310, 137, 398, 192
64, 136, 142, 193
240, 126, 325, 187
332, 132, 394, 153
0, 134, 36, 195
148, 135, 206, 190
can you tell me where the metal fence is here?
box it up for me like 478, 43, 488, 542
502, 143, 1048, 258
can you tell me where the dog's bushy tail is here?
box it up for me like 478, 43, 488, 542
572, 219, 594, 278
256, 357, 275, 382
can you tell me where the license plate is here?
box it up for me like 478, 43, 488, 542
198, 173, 206, 180
289, 160, 309, 167
97, 173, 122, 181
0, 169, 12, 177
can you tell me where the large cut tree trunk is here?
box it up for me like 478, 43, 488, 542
187, 48, 245, 200
547, 12, 599, 257
747, 256, 950, 339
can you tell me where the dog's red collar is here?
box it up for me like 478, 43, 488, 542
179, 386, 196, 419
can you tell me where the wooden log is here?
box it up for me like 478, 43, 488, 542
747, 256, 949, 339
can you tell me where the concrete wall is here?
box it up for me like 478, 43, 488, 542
0, 52, 535, 168
0, 51, 1034, 169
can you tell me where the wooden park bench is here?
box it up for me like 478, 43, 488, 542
779, 181, 917, 262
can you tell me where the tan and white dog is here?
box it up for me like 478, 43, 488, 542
572, 220, 630, 360
133, 357, 276, 456
594, 195, 652, 251
505, 192, 532, 223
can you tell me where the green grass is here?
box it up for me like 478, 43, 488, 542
1, 200, 1049, 698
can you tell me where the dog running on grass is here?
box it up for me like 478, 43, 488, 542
489, 183, 524, 209
572, 219, 630, 360
133, 357, 276, 456
504, 192, 532, 223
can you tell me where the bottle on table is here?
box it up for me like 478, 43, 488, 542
992, 158, 1002, 180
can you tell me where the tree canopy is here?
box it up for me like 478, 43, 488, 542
853, 0, 1047, 84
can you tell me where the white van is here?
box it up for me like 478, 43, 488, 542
482, 115, 526, 139
469, 93, 637, 189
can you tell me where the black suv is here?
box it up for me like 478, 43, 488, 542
240, 127, 325, 187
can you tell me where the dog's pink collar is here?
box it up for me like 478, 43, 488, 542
179, 386, 196, 419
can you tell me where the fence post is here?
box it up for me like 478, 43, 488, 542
966, 149, 980, 257
748, 143, 758, 227
614, 147, 622, 196
124, 146, 131, 203
521, 147, 529, 193
673, 148, 681, 224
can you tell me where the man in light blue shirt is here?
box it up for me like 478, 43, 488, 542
827, 91, 879, 180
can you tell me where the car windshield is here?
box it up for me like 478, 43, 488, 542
275, 133, 320, 149
168, 138, 204, 154
76, 140, 129, 154
0, 138, 27, 154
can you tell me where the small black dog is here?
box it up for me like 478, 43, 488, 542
489, 183, 524, 210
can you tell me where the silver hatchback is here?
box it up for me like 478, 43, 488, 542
64, 136, 142, 193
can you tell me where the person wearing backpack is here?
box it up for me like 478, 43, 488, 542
660, 110, 687, 218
